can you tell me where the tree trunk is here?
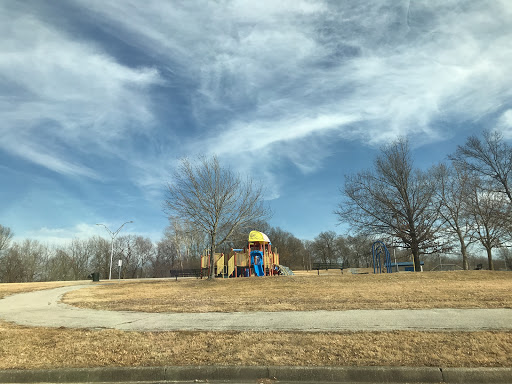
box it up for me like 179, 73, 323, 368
456, 229, 469, 270
209, 235, 216, 279
486, 247, 494, 271
411, 245, 421, 272
460, 243, 469, 271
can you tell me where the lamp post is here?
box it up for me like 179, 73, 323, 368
96, 221, 133, 280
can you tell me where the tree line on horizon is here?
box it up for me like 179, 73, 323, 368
2, 130, 512, 282
0, 220, 379, 283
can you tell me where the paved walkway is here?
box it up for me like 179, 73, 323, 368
1, 284, 511, 332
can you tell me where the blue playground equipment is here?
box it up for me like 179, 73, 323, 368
371, 241, 392, 274
250, 250, 265, 276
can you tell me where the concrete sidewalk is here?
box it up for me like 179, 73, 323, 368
0, 285, 511, 331
0, 365, 511, 383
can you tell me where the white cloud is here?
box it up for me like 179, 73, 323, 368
498, 110, 512, 139
132, 2, 512, 168
68, 0, 511, 195
17, 222, 160, 246
0, 6, 162, 178
3, 1, 512, 198
17, 223, 104, 246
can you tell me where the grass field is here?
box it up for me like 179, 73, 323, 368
1, 271, 511, 369
63, 271, 512, 312
1, 320, 511, 369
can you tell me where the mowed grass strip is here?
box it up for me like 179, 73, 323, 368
0, 321, 510, 369
62, 271, 512, 312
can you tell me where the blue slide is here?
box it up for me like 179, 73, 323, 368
254, 264, 264, 276
250, 250, 265, 276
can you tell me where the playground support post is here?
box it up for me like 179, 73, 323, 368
207, 249, 211, 278
248, 243, 252, 276
260, 242, 265, 276
268, 243, 272, 276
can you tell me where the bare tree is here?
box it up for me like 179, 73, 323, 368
498, 247, 512, 270
116, 235, 136, 279
466, 177, 511, 270
265, 227, 305, 269
165, 156, 271, 278
89, 236, 111, 279
0, 246, 23, 283
68, 238, 92, 280
345, 234, 374, 268
39, 244, 58, 282
165, 217, 207, 270
311, 231, 339, 264
336, 138, 443, 271
0, 239, 45, 282
302, 240, 313, 271
133, 236, 155, 278
115, 235, 155, 278
0, 225, 14, 282
451, 130, 512, 203
167, 218, 187, 271
282, 234, 306, 270
153, 235, 178, 277
46, 248, 73, 281
433, 163, 476, 270
0, 224, 13, 253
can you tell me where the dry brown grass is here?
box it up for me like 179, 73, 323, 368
2, 273, 512, 369
0, 320, 510, 369
0, 280, 86, 299
63, 271, 512, 313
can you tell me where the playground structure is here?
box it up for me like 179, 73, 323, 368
200, 230, 289, 278
371, 241, 392, 274
371, 241, 424, 273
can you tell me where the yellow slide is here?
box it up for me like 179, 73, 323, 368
216, 254, 224, 277
228, 256, 235, 277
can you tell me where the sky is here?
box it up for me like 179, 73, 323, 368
1, 0, 512, 245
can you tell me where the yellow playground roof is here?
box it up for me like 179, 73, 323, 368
248, 230, 271, 243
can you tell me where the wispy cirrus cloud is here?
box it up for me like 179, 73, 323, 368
74, 1, 512, 182
3, 0, 512, 202
0, 3, 162, 179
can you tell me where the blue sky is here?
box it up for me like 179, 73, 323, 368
1, 0, 512, 245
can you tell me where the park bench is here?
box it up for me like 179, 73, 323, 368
312, 262, 344, 275
170, 268, 202, 280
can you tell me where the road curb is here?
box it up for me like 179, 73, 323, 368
267, 366, 443, 382
441, 367, 512, 383
0, 366, 511, 383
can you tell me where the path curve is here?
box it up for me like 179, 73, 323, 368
1, 284, 511, 332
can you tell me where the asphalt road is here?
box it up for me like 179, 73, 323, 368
1, 284, 511, 332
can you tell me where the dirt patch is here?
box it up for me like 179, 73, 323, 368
63, 271, 512, 312
0, 320, 510, 369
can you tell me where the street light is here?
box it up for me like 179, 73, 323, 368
96, 221, 133, 280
